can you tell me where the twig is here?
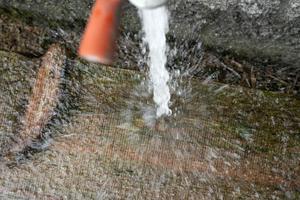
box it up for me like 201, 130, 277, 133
266, 74, 289, 86
8, 44, 66, 155
220, 62, 241, 79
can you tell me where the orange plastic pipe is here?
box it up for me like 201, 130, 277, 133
79, 0, 122, 64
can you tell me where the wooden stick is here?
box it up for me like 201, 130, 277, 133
10, 44, 65, 155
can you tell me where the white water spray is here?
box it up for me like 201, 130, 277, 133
140, 6, 172, 118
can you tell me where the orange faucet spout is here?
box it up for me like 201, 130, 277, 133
79, 0, 122, 64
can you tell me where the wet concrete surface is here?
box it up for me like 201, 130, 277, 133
0, 49, 299, 199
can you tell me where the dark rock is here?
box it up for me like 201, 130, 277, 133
0, 0, 299, 67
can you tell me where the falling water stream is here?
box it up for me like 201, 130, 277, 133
140, 6, 172, 118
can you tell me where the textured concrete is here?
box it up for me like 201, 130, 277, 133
0, 50, 299, 199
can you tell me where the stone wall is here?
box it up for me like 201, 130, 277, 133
0, 0, 299, 65
0, 0, 299, 92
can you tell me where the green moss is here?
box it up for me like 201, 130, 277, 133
0, 50, 299, 198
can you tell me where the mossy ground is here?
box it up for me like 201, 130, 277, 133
0, 51, 299, 199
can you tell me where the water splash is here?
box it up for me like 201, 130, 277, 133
140, 6, 172, 118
